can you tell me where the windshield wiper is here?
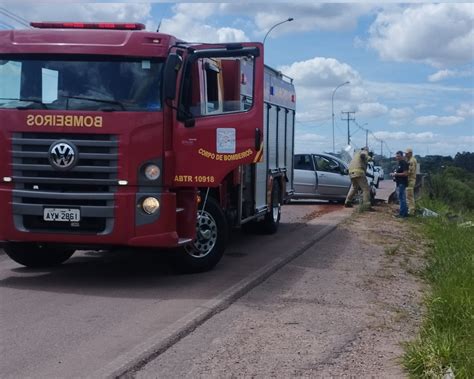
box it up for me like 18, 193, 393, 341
63, 95, 126, 111
0, 97, 48, 109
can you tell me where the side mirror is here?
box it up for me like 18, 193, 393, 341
163, 53, 182, 101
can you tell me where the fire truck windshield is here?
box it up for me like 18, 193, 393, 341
0, 55, 163, 111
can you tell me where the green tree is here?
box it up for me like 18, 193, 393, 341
454, 152, 474, 173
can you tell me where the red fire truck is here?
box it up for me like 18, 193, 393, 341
0, 22, 295, 272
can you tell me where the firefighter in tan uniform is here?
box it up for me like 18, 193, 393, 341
344, 147, 371, 209
405, 147, 417, 215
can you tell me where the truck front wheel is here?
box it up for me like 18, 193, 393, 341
4, 243, 75, 268
174, 197, 228, 273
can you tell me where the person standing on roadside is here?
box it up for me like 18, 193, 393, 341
405, 147, 417, 216
390, 151, 409, 218
344, 147, 372, 210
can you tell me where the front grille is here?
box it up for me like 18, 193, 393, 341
11, 132, 119, 234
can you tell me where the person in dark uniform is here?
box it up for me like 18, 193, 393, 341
390, 151, 409, 218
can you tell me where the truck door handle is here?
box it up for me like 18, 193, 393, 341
255, 128, 261, 150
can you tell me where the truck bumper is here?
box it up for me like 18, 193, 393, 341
0, 187, 196, 249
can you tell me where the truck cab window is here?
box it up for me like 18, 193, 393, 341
0, 60, 21, 101
0, 55, 164, 111
204, 61, 221, 114
42, 68, 59, 103
181, 56, 254, 118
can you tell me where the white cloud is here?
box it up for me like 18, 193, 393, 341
215, 27, 248, 43
374, 131, 436, 143
295, 132, 326, 143
428, 69, 456, 82
2, 3, 152, 24
456, 103, 474, 118
160, 4, 249, 43
278, 57, 368, 125
294, 132, 327, 154
356, 102, 388, 118
390, 107, 414, 119
415, 103, 434, 110
389, 107, 415, 126
428, 69, 473, 82
368, 4, 474, 68
415, 115, 465, 126
370, 131, 474, 156
220, 3, 373, 37
278, 57, 361, 89
172, 3, 218, 20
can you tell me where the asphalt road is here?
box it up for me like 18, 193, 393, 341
0, 201, 344, 378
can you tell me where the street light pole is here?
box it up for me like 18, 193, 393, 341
263, 17, 294, 45
331, 81, 350, 152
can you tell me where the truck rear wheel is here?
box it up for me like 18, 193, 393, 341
261, 181, 281, 234
174, 197, 228, 273
4, 243, 75, 268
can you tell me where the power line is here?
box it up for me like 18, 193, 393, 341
0, 7, 31, 28
0, 21, 14, 30
0, 7, 30, 24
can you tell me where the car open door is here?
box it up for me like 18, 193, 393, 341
293, 154, 317, 196
313, 154, 350, 197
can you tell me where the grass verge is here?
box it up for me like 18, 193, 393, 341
402, 209, 474, 378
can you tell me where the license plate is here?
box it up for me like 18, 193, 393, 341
43, 208, 81, 222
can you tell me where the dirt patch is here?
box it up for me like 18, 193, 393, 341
301, 204, 342, 221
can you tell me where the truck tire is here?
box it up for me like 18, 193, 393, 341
4, 243, 75, 268
261, 181, 281, 234
174, 197, 228, 273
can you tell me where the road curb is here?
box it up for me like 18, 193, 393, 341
96, 214, 347, 378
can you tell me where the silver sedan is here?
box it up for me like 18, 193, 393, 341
293, 152, 377, 203
293, 153, 351, 202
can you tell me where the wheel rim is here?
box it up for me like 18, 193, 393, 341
185, 210, 218, 258
272, 202, 280, 222
272, 186, 281, 222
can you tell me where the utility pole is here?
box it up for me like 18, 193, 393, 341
341, 111, 355, 145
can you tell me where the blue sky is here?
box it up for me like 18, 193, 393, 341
1, 1, 473, 157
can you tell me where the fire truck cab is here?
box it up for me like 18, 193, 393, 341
0, 22, 295, 272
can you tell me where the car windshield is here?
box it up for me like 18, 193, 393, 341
0, 55, 163, 111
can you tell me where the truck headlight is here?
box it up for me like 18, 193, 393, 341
142, 197, 160, 214
144, 164, 161, 181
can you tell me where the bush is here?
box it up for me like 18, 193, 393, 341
426, 167, 474, 212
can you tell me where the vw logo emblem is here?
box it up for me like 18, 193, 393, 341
48, 140, 78, 170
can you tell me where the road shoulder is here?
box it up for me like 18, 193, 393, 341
134, 202, 424, 377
